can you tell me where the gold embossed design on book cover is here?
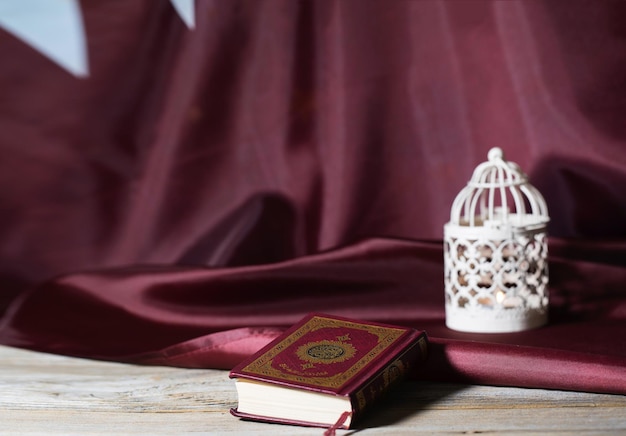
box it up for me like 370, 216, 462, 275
240, 316, 407, 389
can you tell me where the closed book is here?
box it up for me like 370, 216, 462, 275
229, 313, 428, 430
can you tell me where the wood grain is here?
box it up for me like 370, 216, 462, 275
1, 345, 625, 435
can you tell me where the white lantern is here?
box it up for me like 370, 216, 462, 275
444, 148, 549, 333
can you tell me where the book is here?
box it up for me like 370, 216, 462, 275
229, 313, 428, 431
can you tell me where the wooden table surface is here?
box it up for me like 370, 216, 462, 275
1, 344, 625, 435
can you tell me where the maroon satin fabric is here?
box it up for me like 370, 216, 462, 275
1, 238, 625, 393
1, 1, 625, 394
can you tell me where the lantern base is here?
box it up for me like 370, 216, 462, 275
445, 307, 547, 333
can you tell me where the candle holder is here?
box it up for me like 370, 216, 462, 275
444, 148, 550, 333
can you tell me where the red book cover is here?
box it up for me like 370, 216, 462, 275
229, 313, 428, 429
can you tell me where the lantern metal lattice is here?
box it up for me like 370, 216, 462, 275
444, 148, 550, 333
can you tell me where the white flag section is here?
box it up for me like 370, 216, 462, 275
0, 0, 88, 77
170, 0, 195, 29
0, 0, 195, 78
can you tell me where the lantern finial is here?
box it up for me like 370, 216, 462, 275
487, 147, 503, 161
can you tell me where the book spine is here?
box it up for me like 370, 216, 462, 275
350, 334, 427, 422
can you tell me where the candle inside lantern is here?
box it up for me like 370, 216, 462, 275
495, 289, 506, 304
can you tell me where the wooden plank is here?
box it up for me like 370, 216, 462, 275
1, 345, 625, 435
359, 382, 626, 435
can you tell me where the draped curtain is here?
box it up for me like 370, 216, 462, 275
0, 0, 625, 393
